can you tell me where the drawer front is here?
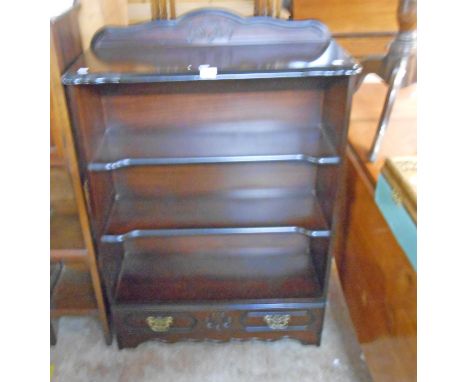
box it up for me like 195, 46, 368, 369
241, 309, 318, 332
123, 311, 196, 333
113, 304, 324, 348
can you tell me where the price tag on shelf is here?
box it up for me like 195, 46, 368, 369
199, 65, 217, 79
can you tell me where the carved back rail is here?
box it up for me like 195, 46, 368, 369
89, 9, 331, 70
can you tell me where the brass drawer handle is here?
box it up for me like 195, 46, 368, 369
146, 316, 173, 332
263, 314, 291, 330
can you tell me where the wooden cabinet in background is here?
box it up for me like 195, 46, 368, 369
335, 82, 417, 382
50, 4, 110, 344
291, 0, 399, 57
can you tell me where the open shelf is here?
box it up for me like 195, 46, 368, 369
51, 263, 97, 318
89, 122, 340, 171
104, 191, 328, 235
113, 231, 325, 303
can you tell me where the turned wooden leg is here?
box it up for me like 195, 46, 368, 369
355, 0, 417, 162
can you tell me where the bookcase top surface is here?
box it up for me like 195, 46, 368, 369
63, 9, 360, 85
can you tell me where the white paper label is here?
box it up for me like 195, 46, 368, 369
199, 65, 217, 79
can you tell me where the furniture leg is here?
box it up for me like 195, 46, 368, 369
368, 57, 407, 162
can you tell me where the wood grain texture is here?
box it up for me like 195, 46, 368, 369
336, 35, 394, 57
150, 0, 176, 19
127, 0, 290, 24
348, 81, 417, 186
66, 10, 356, 348
115, 235, 324, 302
397, 0, 417, 32
50, 167, 78, 215
77, 0, 128, 50
49, 6, 81, 164
333, 79, 417, 382
113, 304, 324, 348
292, 0, 399, 56
292, 0, 398, 33
50, 213, 85, 250
338, 149, 416, 382
51, 263, 98, 318
51, 6, 111, 340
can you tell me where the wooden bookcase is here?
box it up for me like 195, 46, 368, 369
50, 4, 110, 343
63, 9, 359, 348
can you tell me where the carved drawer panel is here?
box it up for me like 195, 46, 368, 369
241, 308, 322, 332
112, 303, 324, 348
123, 311, 197, 333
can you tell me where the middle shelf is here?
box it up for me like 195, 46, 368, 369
89, 159, 337, 237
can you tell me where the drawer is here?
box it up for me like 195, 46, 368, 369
123, 311, 196, 333
241, 309, 318, 332
113, 303, 325, 348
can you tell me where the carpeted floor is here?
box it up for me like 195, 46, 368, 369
51, 265, 373, 382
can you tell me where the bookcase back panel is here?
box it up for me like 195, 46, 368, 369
104, 191, 327, 234
90, 121, 337, 167
112, 163, 317, 198
100, 79, 324, 130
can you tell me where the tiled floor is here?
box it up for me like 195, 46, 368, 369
51, 264, 373, 382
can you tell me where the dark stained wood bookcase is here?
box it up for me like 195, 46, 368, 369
63, 9, 360, 349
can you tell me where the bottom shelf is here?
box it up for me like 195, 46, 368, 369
113, 232, 327, 303
51, 263, 97, 318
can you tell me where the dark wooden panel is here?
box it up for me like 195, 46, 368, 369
64, 9, 334, 79
91, 122, 336, 165
113, 304, 324, 348
114, 232, 325, 302
50, 5, 83, 74
112, 163, 317, 197
101, 80, 324, 130
65, 10, 356, 349
51, 263, 98, 318
66, 86, 108, 164
105, 191, 328, 234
